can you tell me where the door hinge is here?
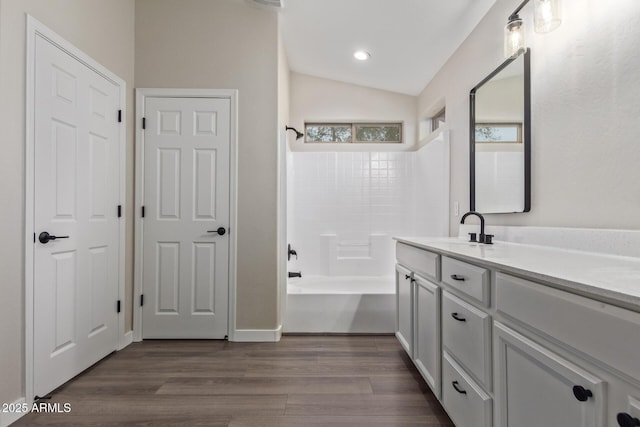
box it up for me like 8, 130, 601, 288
117, 205, 122, 218
141, 206, 145, 218
117, 300, 121, 313
142, 117, 146, 129
118, 110, 122, 123
140, 294, 144, 307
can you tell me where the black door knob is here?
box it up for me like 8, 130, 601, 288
38, 232, 69, 244
617, 413, 640, 427
207, 227, 226, 236
572, 385, 593, 402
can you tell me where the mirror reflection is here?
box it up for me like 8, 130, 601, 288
470, 49, 530, 213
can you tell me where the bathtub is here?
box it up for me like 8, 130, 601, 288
284, 275, 396, 333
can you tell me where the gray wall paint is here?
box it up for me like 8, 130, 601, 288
419, 0, 640, 235
135, 0, 280, 330
0, 0, 135, 407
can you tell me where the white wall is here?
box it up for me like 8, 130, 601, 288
287, 136, 450, 278
276, 21, 290, 327
289, 72, 418, 151
135, 0, 280, 330
0, 0, 135, 410
419, 0, 640, 234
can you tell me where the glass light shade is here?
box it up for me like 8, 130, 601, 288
504, 16, 525, 59
534, 0, 562, 33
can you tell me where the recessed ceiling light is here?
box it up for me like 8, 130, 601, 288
354, 50, 371, 61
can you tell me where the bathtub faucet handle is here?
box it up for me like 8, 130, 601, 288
288, 244, 298, 261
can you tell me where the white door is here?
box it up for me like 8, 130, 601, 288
142, 97, 230, 338
33, 35, 120, 397
396, 265, 413, 356
414, 276, 441, 398
494, 322, 606, 427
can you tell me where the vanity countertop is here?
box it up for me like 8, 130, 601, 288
394, 237, 640, 312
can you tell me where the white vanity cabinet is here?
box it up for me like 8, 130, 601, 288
414, 274, 441, 398
395, 264, 414, 357
396, 243, 441, 396
394, 238, 640, 427
494, 321, 606, 427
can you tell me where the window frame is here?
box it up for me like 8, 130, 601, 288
304, 122, 403, 144
431, 108, 446, 132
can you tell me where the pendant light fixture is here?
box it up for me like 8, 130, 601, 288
504, 0, 562, 58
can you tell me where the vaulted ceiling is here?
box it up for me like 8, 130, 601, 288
280, 0, 496, 95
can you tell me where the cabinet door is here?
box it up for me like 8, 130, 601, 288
494, 322, 606, 427
414, 275, 441, 398
395, 265, 413, 357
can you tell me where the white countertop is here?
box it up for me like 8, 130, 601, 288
394, 237, 640, 312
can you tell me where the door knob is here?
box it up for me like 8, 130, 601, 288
572, 385, 593, 402
617, 413, 640, 427
38, 232, 69, 244
207, 227, 226, 236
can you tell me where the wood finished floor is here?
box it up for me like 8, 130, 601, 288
15, 335, 454, 426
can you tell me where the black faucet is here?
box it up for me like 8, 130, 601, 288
460, 211, 493, 244
288, 272, 302, 278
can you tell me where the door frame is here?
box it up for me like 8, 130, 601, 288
133, 88, 238, 342
25, 15, 127, 404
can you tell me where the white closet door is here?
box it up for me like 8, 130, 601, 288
142, 97, 230, 339
33, 35, 120, 397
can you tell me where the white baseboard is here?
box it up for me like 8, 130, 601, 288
0, 397, 27, 427
232, 325, 282, 342
117, 330, 133, 350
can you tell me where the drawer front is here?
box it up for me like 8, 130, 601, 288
396, 242, 439, 281
442, 291, 492, 389
442, 351, 492, 427
441, 256, 489, 306
495, 272, 640, 381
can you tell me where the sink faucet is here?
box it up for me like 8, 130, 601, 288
460, 211, 493, 244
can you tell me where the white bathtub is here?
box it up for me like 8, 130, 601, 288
284, 276, 396, 333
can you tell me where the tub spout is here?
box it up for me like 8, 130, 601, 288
288, 271, 302, 278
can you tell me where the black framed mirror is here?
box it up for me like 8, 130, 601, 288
470, 48, 531, 213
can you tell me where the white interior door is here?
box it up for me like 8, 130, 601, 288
142, 97, 230, 338
33, 35, 120, 397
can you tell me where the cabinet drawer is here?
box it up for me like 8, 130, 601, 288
441, 256, 489, 306
442, 291, 492, 389
442, 351, 492, 427
495, 272, 640, 381
396, 242, 439, 281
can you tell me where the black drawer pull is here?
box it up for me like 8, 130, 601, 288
451, 312, 466, 322
452, 381, 467, 394
617, 413, 640, 427
572, 385, 593, 402
450, 274, 466, 281
404, 274, 411, 280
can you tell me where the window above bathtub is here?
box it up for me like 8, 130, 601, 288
304, 122, 403, 144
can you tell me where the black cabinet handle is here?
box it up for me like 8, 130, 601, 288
450, 274, 466, 281
38, 232, 69, 244
617, 413, 640, 427
452, 381, 467, 394
207, 227, 226, 236
572, 385, 593, 402
451, 312, 467, 322
405, 274, 411, 280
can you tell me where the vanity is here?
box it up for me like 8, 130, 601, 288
394, 237, 640, 427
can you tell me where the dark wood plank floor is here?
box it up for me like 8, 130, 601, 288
15, 335, 453, 426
